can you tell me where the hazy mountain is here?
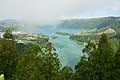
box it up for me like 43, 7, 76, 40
0, 19, 24, 31
58, 16, 120, 29
0, 16, 120, 31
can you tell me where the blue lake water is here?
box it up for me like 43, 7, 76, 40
35, 27, 85, 68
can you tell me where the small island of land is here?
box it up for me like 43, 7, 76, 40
56, 32, 71, 36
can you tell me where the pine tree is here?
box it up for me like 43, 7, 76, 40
61, 66, 73, 80
74, 33, 114, 80
74, 58, 90, 80
14, 42, 62, 80
0, 30, 17, 80
92, 33, 114, 80
14, 45, 45, 80
113, 41, 120, 80
115, 41, 120, 65
74, 40, 96, 80
39, 42, 62, 80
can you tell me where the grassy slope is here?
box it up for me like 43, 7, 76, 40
70, 20, 120, 45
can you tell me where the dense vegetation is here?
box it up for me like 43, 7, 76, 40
0, 17, 120, 80
73, 34, 120, 80
70, 20, 120, 43
58, 17, 120, 29
0, 28, 120, 80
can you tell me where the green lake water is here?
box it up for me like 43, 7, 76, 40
35, 27, 85, 68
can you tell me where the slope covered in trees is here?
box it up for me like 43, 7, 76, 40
0, 29, 120, 80
58, 16, 120, 29
0, 30, 17, 80
74, 33, 120, 80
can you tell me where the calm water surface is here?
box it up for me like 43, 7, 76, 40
35, 27, 86, 68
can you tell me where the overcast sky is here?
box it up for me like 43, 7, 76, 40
0, 0, 120, 25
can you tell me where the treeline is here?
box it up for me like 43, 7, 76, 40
73, 33, 120, 80
0, 30, 120, 80
58, 17, 119, 29
0, 30, 73, 80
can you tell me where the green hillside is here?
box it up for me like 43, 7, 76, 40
58, 16, 120, 29
109, 21, 120, 33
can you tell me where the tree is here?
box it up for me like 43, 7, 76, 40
39, 42, 62, 80
74, 58, 90, 80
14, 42, 62, 80
91, 33, 114, 80
82, 40, 96, 60
115, 41, 120, 65
14, 45, 45, 80
0, 30, 17, 80
61, 66, 73, 80
113, 41, 120, 80
74, 40, 97, 80
74, 33, 114, 80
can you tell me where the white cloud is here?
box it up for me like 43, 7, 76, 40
0, 0, 120, 25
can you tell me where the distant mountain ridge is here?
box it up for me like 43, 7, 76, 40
0, 19, 24, 31
58, 16, 120, 29
0, 16, 120, 31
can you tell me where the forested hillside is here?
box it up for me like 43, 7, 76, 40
58, 16, 120, 29
0, 30, 120, 80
